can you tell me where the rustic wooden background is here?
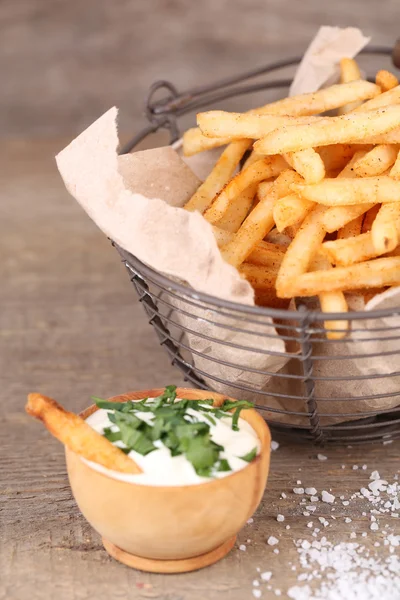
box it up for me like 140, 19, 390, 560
1, 2, 399, 599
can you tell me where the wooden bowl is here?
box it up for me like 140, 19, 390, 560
65, 388, 271, 572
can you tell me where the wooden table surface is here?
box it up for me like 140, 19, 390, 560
1, 138, 399, 600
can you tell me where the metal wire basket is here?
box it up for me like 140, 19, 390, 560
117, 42, 400, 445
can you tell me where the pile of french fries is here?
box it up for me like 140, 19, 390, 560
183, 60, 400, 339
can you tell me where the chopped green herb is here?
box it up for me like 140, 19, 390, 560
217, 459, 232, 472
239, 447, 258, 462
93, 387, 255, 479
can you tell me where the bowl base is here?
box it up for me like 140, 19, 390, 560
102, 535, 237, 573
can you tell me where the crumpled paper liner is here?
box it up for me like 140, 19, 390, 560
290, 26, 370, 96
56, 108, 288, 395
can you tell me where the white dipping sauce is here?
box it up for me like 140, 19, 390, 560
84, 400, 260, 486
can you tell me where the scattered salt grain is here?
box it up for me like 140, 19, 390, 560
307, 522, 314, 528
281, 492, 287, 499
350, 532, 357, 539
370, 522, 379, 531
247, 517, 254, 524
275, 590, 282, 596
253, 580, 260, 587
341, 464, 345, 469
293, 488, 305, 495
273, 548, 280, 554
261, 571, 272, 582
286, 525, 291, 530
352, 465, 359, 470
277, 514, 285, 522
305, 487, 317, 496
345, 517, 352, 523
297, 480, 302, 485
271, 441, 279, 451
370, 470, 380, 481
317, 454, 327, 461
267, 536, 279, 546
342, 500, 350, 506
321, 490, 335, 504
362, 464, 368, 470
252, 589, 262, 598
310, 495, 319, 502
306, 505, 316, 512
303, 511, 310, 517
239, 544, 246, 551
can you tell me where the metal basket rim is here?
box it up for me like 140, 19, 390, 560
116, 245, 400, 323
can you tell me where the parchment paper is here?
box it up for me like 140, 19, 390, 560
290, 26, 370, 96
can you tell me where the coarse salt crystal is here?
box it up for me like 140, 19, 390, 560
305, 487, 317, 496
303, 511, 310, 517
352, 465, 359, 470
247, 518, 254, 524
297, 480, 302, 485
293, 488, 305, 495
342, 500, 350, 506
277, 514, 285, 522
273, 548, 279, 554
321, 491, 335, 504
350, 532, 357, 539
371, 523, 379, 531
281, 492, 287, 499
252, 589, 262, 598
307, 522, 314, 528
286, 525, 291, 530
317, 454, 327, 461
239, 544, 246, 551
345, 517, 352, 523
253, 580, 260, 586
261, 571, 272, 581
362, 464, 367, 470
267, 536, 279, 546
306, 506, 317, 512
370, 470, 380, 481
271, 441, 279, 451
275, 590, 282, 596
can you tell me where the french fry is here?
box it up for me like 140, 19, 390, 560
322, 233, 380, 266
273, 193, 315, 232
351, 85, 400, 113
243, 150, 264, 169
215, 182, 257, 232
389, 149, 400, 179
371, 202, 400, 253
185, 139, 252, 213
376, 70, 399, 92
254, 105, 400, 155
183, 128, 232, 156
197, 111, 321, 139
283, 256, 400, 297
292, 176, 400, 206
317, 144, 358, 173
220, 171, 298, 267
283, 148, 325, 184
213, 226, 285, 268
362, 204, 381, 232
184, 81, 380, 155
322, 204, 374, 233
239, 263, 277, 290
338, 58, 362, 115
310, 254, 349, 340
337, 214, 364, 239
26, 393, 142, 474
276, 205, 327, 298
352, 144, 399, 177
203, 156, 287, 224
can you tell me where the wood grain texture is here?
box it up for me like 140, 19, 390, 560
1, 0, 399, 137
1, 137, 399, 599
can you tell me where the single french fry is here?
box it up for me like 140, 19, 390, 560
283, 256, 400, 297
322, 204, 374, 233
185, 139, 252, 213
197, 111, 321, 139
362, 204, 381, 232
371, 202, 400, 253
352, 85, 400, 113
254, 105, 400, 155
322, 233, 380, 266
376, 70, 399, 92
283, 148, 325, 184
182, 128, 232, 156
25, 393, 142, 474
293, 176, 400, 206
389, 149, 400, 179
310, 254, 349, 340
352, 144, 399, 177
184, 81, 380, 155
239, 263, 277, 290
215, 182, 257, 232
338, 58, 363, 115
273, 194, 315, 232
276, 205, 327, 298
203, 156, 287, 225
